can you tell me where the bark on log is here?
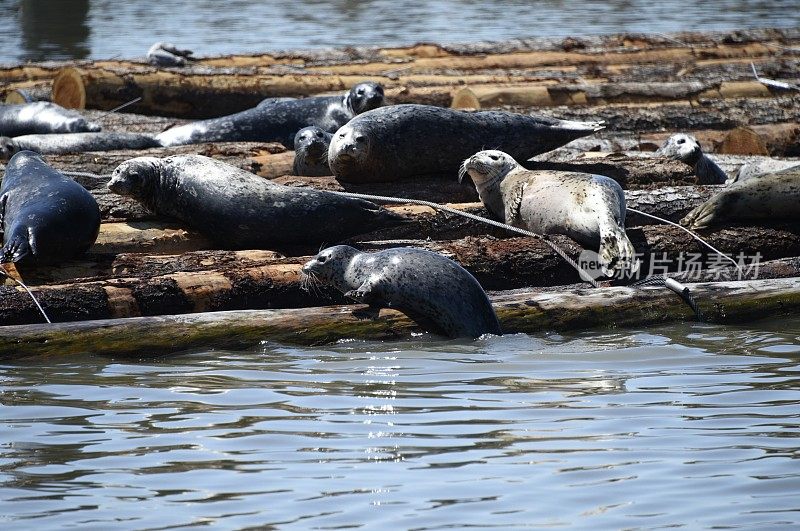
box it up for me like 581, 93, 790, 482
2, 276, 799, 358
2, 80, 52, 103
2, 225, 798, 326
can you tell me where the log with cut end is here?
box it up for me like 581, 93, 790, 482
2, 276, 799, 358
2, 225, 798, 326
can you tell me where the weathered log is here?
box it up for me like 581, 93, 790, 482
2, 225, 798, 326
2, 80, 52, 103
2, 276, 799, 358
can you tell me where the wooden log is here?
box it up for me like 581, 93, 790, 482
1, 276, 799, 358
2, 80, 52, 103
2, 225, 798, 326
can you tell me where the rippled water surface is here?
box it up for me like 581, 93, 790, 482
0, 0, 799, 63
2, 318, 800, 529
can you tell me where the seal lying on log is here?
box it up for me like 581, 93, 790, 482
656, 133, 728, 185
1, 151, 100, 265
327, 104, 603, 183
302, 245, 502, 338
156, 82, 385, 148
461, 150, 638, 277
107, 155, 407, 249
0, 102, 101, 137
293, 126, 333, 176
0, 132, 160, 160
147, 42, 193, 67
682, 166, 800, 229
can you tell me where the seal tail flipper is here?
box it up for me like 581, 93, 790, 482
557, 118, 605, 133
597, 224, 639, 278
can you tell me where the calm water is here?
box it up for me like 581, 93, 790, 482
2, 318, 799, 529
0, 0, 799, 63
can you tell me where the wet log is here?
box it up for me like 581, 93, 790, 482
2, 225, 798, 326
2, 276, 799, 358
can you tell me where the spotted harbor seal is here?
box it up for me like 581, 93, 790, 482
327, 104, 603, 183
107, 155, 406, 249
461, 150, 638, 277
302, 245, 502, 338
147, 42, 193, 67
0, 102, 101, 137
1, 151, 100, 264
0, 132, 160, 161
681, 166, 800, 229
656, 133, 728, 185
732, 159, 799, 182
293, 126, 333, 176
156, 82, 385, 148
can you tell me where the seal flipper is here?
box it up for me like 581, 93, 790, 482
597, 222, 639, 278
1, 227, 33, 263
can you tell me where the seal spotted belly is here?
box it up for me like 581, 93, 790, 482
302, 245, 502, 338
107, 154, 406, 249
461, 150, 638, 277
328, 104, 603, 183
0, 151, 101, 265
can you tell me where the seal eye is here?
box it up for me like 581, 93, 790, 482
316, 131, 324, 138
355, 135, 366, 143
318, 255, 327, 263
489, 154, 499, 161
356, 89, 365, 96
677, 138, 685, 144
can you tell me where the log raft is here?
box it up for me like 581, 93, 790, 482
2, 28, 800, 355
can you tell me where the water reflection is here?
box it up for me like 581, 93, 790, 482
19, 0, 90, 61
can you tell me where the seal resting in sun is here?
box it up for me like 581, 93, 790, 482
327, 104, 604, 183
107, 154, 407, 249
1, 151, 100, 265
0, 102, 101, 137
656, 133, 728, 185
0, 132, 160, 161
461, 150, 639, 277
681, 166, 800, 229
302, 245, 502, 338
156, 82, 385, 148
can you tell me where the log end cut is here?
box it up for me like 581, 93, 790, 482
53, 67, 87, 109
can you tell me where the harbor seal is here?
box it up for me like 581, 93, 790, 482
0, 151, 101, 265
732, 159, 799, 182
328, 104, 604, 183
293, 126, 333, 176
107, 154, 406, 249
656, 133, 728, 185
0, 132, 160, 161
681, 166, 800, 229
301, 245, 502, 338
156, 82, 385, 148
461, 150, 638, 277
147, 42, 193, 67
0, 102, 101, 137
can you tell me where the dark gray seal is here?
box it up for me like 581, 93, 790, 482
156, 82, 385, 148
681, 166, 800, 229
461, 150, 638, 277
302, 245, 502, 338
1, 151, 101, 265
656, 133, 728, 185
327, 104, 603, 183
293, 126, 333, 176
0, 132, 160, 161
0, 102, 101, 137
107, 154, 406, 249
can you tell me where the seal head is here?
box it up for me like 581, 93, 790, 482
657, 133, 727, 185
345, 82, 385, 115
108, 157, 162, 211
0, 137, 20, 162
293, 126, 333, 176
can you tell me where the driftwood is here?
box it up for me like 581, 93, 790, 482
1, 277, 799, 358
2, 224, 797, 326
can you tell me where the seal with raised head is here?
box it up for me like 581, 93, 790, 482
0, 132, 160, 161
327, 104, 603, 183
681, 166, 800, 229
293, 126, 333, 176
656, 133, 728, 185
1, 151, 101, 265
156, 82, 385, 148
461, 150, 638, 277
302, 245, 502, 338
0, 102, 101, 137
107, 155, 406, 249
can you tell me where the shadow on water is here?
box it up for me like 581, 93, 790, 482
19, 0, 90, 62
